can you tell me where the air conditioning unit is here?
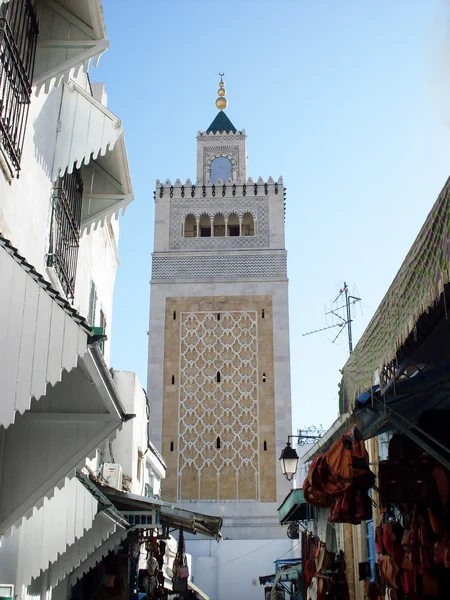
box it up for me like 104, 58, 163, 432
102, 463, 123, 490
0, 584, 14, 600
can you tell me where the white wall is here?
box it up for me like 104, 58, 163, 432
187, 538, 297, 600
107, 371, 165, 496
0, 68, 121, 367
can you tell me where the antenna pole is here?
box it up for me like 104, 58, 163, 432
345, 282, 353, 354
302, 281, 362, 355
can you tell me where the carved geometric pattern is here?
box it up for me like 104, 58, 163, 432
178, 311, 259, 500
169, 197, 270, 250
197, 133, 246, 141
152, 253, 287, 280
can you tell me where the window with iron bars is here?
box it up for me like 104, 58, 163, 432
0, 0, 39, 176
47, 168, 83, 300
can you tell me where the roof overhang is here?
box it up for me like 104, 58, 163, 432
33, 0, 109, 95
80, 134, 134, 233
0, 234, 92, 429
341, 177, 450, 413
52, 80, 134, 230
0, 345, 130, 537
303, 363, 450, 467
93, 484, 223, 541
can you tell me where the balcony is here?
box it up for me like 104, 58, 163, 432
0, 0, 38, 175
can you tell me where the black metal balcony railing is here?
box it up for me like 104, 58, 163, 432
47, 169, 83, 300
0, 0, 38, 175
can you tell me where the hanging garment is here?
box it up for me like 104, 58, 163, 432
381, 555, 399, 589
303, 457, 333, 508
323, 427, 375, 495
329, 485, 372, 525
388, 434, 424, 462
422, 570, 439, 597
375, 525, 385, 555
315, 544, 330, 573
402, 568, 418, 594
307, 576, 318, 600
432, 462, 450, 509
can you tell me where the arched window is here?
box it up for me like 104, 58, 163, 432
242, 212, 255, 236
184, 214, 196, 237
214, 213, 225, 237
210, 157, 232, 183
199, 213, 211, 237
227, 213, 240, 237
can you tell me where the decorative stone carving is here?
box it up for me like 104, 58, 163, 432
178, 311, 258, 500
151, 253, 288, 280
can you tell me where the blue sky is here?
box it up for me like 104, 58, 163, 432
94, 0, 450, 432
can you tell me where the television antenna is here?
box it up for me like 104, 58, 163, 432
302, 282, 361, 355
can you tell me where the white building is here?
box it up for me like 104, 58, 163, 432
0, 0, 134, 597
147, 79, 294, 600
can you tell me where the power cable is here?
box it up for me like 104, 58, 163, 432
275, 540, 301, 561
200, 538, 281, 573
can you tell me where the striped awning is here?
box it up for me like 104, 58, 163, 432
0, 235, 92, 429
33, 0, 109, 95
52, 81, 133, 230
14, 477, 99, 589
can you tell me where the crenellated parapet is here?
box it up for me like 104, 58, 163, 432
154, 176, 285, 199
196, 129, 246, 141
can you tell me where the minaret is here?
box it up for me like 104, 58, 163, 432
148, 77, 293, 598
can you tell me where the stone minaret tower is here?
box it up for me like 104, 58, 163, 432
148, 78, 292, 550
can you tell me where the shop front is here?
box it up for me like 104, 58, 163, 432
301, 178, 450, 599
66, 475, 222, 600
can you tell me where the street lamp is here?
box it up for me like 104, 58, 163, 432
279, 428, 325, 481
279, 440, 299, 482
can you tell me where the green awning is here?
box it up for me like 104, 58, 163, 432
277, 488, 310, 525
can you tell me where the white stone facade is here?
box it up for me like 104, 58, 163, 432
109, 371, 166, 497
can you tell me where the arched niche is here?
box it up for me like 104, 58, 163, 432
199, 213, 211, 237
184, 214, 197, 237
214, 213, 225, 237
227, 213, 240, 237
242, 212, 255, 236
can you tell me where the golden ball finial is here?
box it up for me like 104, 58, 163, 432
216, 73, 227, 110
216, 97, 228, 110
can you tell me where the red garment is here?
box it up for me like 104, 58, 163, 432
382, 523, 396, 556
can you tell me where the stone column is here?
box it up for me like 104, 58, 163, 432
196, 216, 200, 237
210, 216, 214, 237
224, 216, 228, 236
239, 216, 243, 236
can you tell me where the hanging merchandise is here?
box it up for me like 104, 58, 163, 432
368, 429, 450, 600
303, 427, 375, 524
172, 530, 189, 593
